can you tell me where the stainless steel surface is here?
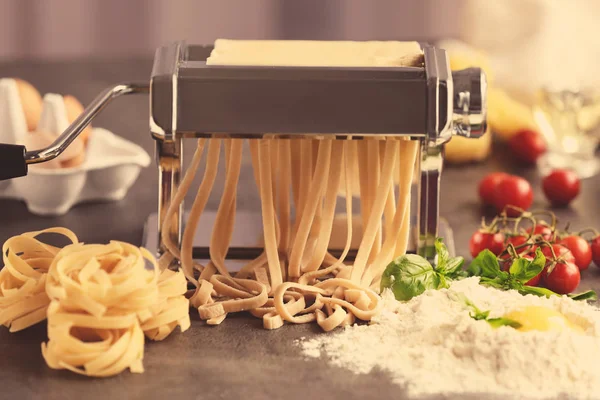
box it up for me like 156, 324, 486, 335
417, 143, 443, 259
156, 138, 182, 257
452, 68, 487, 138
25, 82, 149, 165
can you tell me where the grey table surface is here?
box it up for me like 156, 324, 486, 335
1, 59, 600, 400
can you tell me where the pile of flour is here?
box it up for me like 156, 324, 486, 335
299, 278, 600, 400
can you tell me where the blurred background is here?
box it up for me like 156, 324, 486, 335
0, 0, 459, 60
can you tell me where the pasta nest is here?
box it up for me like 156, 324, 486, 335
0, 228, 190, 377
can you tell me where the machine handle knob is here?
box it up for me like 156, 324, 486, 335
451, 68, 487, 138
0, 144, 27, 180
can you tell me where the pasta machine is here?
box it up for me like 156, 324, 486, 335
0, 41, 486, 262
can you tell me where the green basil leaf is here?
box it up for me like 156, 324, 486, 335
479, 277, 506, 289
434, 238, 449, 270
508, 258, 528, 279
469, 250, 501, 278
471, 309, 490, 320
487, 317, 522, 329
467, 262, 482, 277
450, 292, 490, 320
510, 249, 545, 283
438, 256, 465, 277
452, 269, 470, 279
381, 254, 440, 301
518, 285, 557, 298
568, 290, 598, 301
437, 274, 450, 290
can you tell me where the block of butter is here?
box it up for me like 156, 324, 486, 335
207, 39, 423, 67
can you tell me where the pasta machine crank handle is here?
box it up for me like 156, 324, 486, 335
0, 83, 150, 181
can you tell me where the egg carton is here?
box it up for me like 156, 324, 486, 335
0, 78, 150, 216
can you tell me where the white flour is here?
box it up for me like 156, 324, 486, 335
299, 278, 600, 400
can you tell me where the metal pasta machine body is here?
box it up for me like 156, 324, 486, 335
0, 41, 486, 261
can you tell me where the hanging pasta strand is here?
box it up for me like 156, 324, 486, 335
209, 139, 243, 277
160, 139, 207, 267
350, 139, 399, 284
288, 139, 332, 278
393, 139, 420, 258
257, 139, 284, 290
302, 140, 344, 273
366, 139, 382, 263
180, 139, 222, 286
361, 139, 419, 287
299, 140, 354, 285
277, 140, 292, 253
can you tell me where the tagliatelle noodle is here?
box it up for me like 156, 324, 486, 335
277, 140, 292, 253
288, 139, 332, 278
209, 139, 242, 277
257, 139, 283, 289
350, 139, 399, 283
361, 139, 419, 288
0, 228, 78, 332
181, 139, 222, 284
366, 139, 382, 264
302, 140, 344, 273
42, 301, 146, 377
160, 139, 207, 270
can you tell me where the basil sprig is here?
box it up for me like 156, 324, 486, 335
380, 239, 464, 301
381, 240, 598, 303
468, 249, 597, 301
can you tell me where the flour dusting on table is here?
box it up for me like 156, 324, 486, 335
299, 278, 600, 400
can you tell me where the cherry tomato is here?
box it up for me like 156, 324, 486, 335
508, 129, 547, 164
558, 235, 592, 270
591, 236, 600, 268
541, 243, 575, 264
469, 230, 505, 258
542, 169, 580, 207
493, 175, 533, 217
526, 223, 554, 242
505, 235, 533, 254
478, 172, 509, 205
543, 261, 581, 294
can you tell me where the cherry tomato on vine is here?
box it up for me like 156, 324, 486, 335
541, 243, 575, 265
526, 223, 554, 242
508, 129, 547, 164
543, 260, 581, 294
542, 169, 580, 207
493, 176, 533, 217
591, 236, 600, 268
469, 230, 505, 258
505, 234, 534, 254
558, 235, 592, 271
478, 172, 509, 205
